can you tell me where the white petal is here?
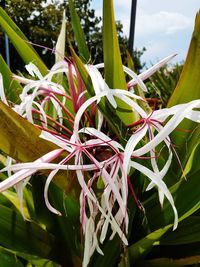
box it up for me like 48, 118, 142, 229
123, 66, 148, 92
0, 149, 63, 192
123, 126, 148, 175
44, 168, 62, 215
134, 101, 200, 157
130, 161, 178, 230
25, 63, 43, 79
0, 168, 36, 192
40, 131, 73, 152
127, 54, 176, 87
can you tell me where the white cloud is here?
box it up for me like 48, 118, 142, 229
113, 0, 132, 12
91, 0, 198, 63
136, 11, 192, 36
139, 41, 173, 65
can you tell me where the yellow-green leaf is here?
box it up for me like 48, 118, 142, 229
103, 0, 126, 89
168, 11, 200, 106
0, 101, 56, 162
103, 0, 136, 125
167, 11, 200, 169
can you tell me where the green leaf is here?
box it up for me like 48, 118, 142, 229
144, 163, 200, 232
103, 0, 126, 89
183, 142, 200, 177
167, 11, 200, 169
103, 0, 136, 125
0, 101, 75, 192
168, 11, 200, 106
2, 191, 30, 219
128, 225, 172, 263
70, 47, 94, 95
0, 204, 54, 258
68, 0, 90, 61
0, 101, 56, 162
160, 216, 200, 245
0, 55, 22, 103
0, 8, 31, 45
0, 248, 24, 267
70, 47, 127, 138
132, 142, 200, 262
31, 178, 81, 267
89, 236, 121, 267
16, 251, 61, 267
0, 8, 48, 75
136, 256, 200, 267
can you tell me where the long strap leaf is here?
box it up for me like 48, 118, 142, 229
167, 11, 200, 168
103, 0, 137, 124
0, 8, 48, 75
70, 47, 127, 138
68, 0, 90, 61
103, 0, 126, 89
0, 204, 54, 258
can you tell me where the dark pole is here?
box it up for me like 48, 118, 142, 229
128, 0, 137, 55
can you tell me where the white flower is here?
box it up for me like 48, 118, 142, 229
1, 55, 200, 266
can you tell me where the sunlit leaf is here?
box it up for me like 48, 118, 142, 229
167, 11, 200, 169
103, 0, 126, 89
70, 47, 127, 137
68, 0, 90, 61
16, 251, 61, 267
103, 0, 136, 124
0, 101, 56, 162
160, 216, 200, 245
2, 190, 30, 219
0, 248, 24, 267
128, 225, 171, 263
168, 11, 200, 106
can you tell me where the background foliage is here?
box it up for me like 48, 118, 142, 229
0, 0, 145, 72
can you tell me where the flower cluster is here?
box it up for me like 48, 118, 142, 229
0, 55, 200, 266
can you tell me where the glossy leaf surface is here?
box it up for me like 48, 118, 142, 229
0, 101, 56, 162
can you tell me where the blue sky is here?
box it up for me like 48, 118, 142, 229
91, 0, 200, 66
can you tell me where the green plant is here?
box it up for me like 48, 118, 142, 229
0, 2, 200, 267
145, 62, 183, 108
1, 0, 145, 72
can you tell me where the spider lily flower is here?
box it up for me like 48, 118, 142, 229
127, 53, 177, 88
0, 126, 129, 267
1, 56, 200, 266
95, 53, 177, 90
16, 63, 68, 124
